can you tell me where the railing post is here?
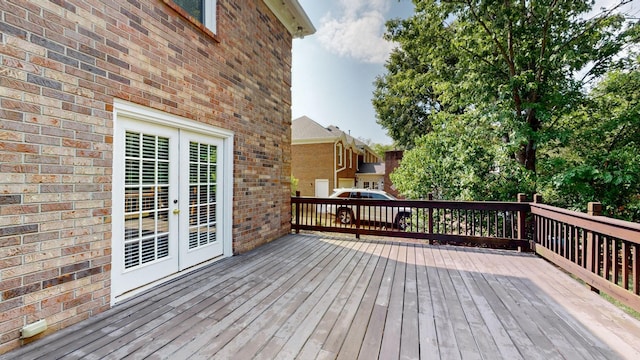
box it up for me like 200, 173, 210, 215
516, 193, 527, 252
427, 193, 433, 245
294, 191, 300, 234
354, 193, 361, 239
530, 194, 542, 251
586, 202, 602, 293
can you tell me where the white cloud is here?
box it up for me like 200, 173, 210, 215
316, 1, 396, 64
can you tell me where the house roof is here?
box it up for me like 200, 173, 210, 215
326, 125, 367, 147
263, 0, 315, 38
357, 162, 385, 175
326, 125, 381, 160
292, 116, 336, 142
292, 116, 382, 159
292, 116, 359, 151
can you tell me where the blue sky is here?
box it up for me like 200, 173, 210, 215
291, 0, 639, 146
291, 0, 415, 145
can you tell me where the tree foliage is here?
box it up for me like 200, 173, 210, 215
539, 67, 640, 220
375, 0, 640, 219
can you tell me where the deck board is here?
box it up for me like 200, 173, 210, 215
3, 233, 640, 360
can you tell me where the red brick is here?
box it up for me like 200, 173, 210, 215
2, 283, 42, 300
41, 202, 73, 212
0, 278, 22, 292
41, 291, 74, 308
0, 142, 39, 153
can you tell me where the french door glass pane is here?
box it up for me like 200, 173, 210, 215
188, 141, 218, 250
123, 131, 171, 269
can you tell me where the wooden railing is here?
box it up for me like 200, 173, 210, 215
291, 193, 640, 312
530, 200, 640, 312
291, 194, 531, 250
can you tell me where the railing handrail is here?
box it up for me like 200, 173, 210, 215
292, 196, 530, 211
530, 202, 640, 244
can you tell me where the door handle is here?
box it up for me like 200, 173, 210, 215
173, 209, 180, 215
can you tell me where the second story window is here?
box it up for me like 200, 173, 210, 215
337, 143, 343, 167
174, 0, 217, 34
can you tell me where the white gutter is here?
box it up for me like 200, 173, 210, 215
263, 0, 316, 38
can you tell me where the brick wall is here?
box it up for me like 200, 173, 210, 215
291, 142, 334, 196
384, 150, 404, 198
0, 0, 294, 353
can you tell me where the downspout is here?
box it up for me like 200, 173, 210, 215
333, 140, 337, 189
334, 141, 347, 187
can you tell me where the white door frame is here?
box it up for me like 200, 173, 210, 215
111, 100, 234, 305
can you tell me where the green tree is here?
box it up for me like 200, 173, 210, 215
376, 0, 636, 165
390, 111, 535, 201
539, 65, 640, 220
377, 0, 638, 206
370, 142, 398, 157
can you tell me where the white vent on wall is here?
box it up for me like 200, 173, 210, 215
21, 319, 47, 338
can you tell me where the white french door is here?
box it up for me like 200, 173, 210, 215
112, 117, 224, 301
179, 132, 223, 269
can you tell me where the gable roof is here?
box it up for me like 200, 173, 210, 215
326, 125, 381, 161
291, 116, 359, 151
326, 125, 366, 147
292, 116, 336, 142
292, 116, 383, 160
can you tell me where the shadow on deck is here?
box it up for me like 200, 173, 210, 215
4, 233, 640, 359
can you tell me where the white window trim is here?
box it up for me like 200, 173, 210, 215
204, 0, 217, 34
337, 143, 343, 167
169, 0, 217, 35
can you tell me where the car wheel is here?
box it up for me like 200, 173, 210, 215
395, 213, 411, 230
336, 208, 353, 224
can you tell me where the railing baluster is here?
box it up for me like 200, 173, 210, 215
575, 227, 580, 267
562, 222, 568, 259
631, 244, 640, 295
613, 238, 619, 286
622, 242, 630, 290
544, 218, 549, 250
597, 234, 603, 278
581, 228, 588, 269
603, 235, 610, 281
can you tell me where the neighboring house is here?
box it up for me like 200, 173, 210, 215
0, 0, 313, 354
357, 162, 385, 191
354, 150, 407, 197
291, 116, 382, 197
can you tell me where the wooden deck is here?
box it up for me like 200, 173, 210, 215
4, 233, 640, 359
